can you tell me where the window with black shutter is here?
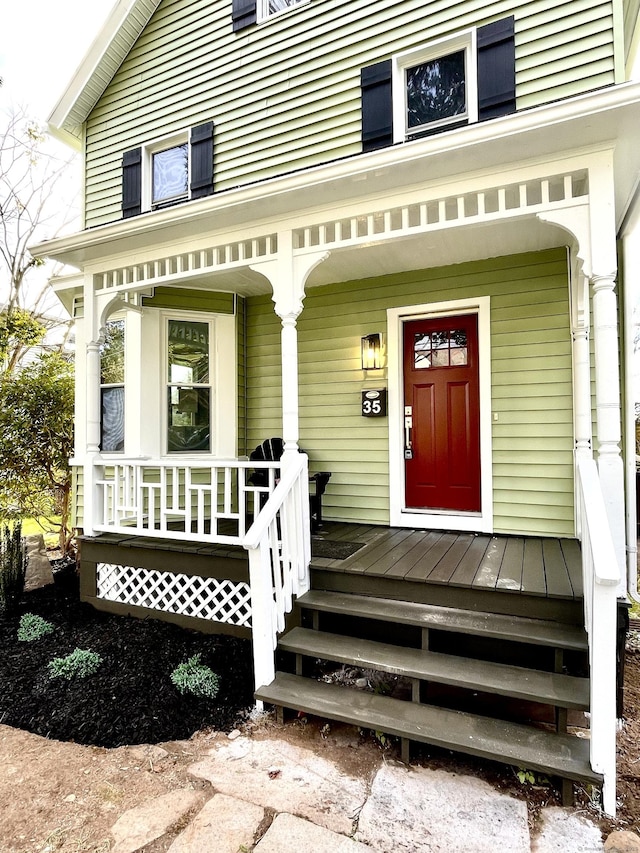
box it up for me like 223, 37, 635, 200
361, 17, 517, 152
121, 122, 215, 217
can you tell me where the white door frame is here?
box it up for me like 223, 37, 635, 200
387, 297, 494, 532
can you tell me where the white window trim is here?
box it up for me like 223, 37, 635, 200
257, 0, 310, 23
162, 311, 237, 458
392, 29, 478, 144
387, 297, 493, 533
141, 131, 189, 213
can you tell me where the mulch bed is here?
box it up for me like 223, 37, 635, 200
0, 568, 254, 748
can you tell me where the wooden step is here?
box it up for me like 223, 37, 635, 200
256, 672, 601, 786
280, 627, 590, 710
298, 590, 587, 651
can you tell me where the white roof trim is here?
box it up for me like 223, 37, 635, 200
47, 0, 161, 148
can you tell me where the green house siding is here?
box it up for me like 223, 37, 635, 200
245, 248, 574, 537
84, 0, 617, 227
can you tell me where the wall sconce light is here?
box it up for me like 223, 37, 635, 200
361, 333, 383, 370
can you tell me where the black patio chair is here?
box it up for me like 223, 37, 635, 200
247, 438, 331, 533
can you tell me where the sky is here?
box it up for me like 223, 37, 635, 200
1, 0, 115, 122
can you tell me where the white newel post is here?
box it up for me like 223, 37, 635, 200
591, 272, 626, 591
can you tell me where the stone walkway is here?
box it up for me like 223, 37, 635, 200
107, 732, 630, 853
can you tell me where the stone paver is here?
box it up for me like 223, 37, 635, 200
110, 789, 206, 853
168, 793, 264, 853
604, 832, 640, 853
532, 807, 604, 852
254, 812, 371, 853
188, 736, 371, 835
355, 763, 531, 853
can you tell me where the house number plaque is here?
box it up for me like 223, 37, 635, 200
361, 389, 387, 417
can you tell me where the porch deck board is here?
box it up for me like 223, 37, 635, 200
521, 539, 547, 596
542, 539, 574, 599
379, 532, 444, 579
313, 523, 582, 601
447, 535, 491, 587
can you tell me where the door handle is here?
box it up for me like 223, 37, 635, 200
404, 406, 413, 459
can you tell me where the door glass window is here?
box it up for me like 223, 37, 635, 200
414, 329, 467, 369
167, 319, 211, 452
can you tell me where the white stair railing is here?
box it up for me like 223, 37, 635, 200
243, 453, 311, 693
576, 457, 620, 816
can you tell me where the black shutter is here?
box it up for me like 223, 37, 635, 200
361, 60, 393, 152
232, 0, 256, 32
122, 148, 142, 218
190, 122, 215, 199
477, 16, 516, 121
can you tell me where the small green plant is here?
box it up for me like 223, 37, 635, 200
170, 653, 220, 699
17, 612, 55, 642
48, 648, 103, 681
516, 767, 536, 785
0, 522, 27, 615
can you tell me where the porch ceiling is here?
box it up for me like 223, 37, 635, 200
304, 217, 570, 289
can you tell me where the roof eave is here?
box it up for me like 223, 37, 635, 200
47, 0, 161, 144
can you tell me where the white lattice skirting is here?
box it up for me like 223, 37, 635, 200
96, 563, 252, 627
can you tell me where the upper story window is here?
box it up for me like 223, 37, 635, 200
152, 142, 188, 207
393, 32, 477, 143
258, 0, 307, 20
122, 122, 214, 219
361, 17, 515, 153
232, 0, 309, 30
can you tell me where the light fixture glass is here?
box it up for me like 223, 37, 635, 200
361, 333, 382, 370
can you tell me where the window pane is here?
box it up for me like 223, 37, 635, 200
406, 50, 466, 130
414, 328, 468, 369
168, 387, 210, 452
100, 320, 125, 384
101, 386, 125, 452
152, 144, 188, 204
268, 0, 303, 13
168, 320, 209, 384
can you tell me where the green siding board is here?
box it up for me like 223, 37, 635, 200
142, 288, 235, 312
244, 249, 573, 536
84, 0, 616, 226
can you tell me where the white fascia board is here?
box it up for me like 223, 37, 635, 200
48, 0, 161, 144
33, 81, 640, 268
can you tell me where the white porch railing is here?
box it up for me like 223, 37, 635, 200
576, 457, 620, 817
94, 458, 281, 543
244, 454, 311, 694
92, 454, 311, 695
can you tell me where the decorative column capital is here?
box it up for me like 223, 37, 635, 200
591, 272, 617, 293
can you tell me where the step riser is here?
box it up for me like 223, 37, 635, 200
280, 628, 590, 710
311, 569, 583, 625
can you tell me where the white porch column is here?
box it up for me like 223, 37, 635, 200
591, 272, 626, 587
251, 233, 329, 469
279, 312, 301, 458
82, 272, 103, 538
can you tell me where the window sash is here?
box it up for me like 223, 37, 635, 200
165, 318, 213, 454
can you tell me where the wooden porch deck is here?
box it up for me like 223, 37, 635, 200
311, 523, 583, 601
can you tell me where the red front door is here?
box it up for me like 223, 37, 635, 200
403, 314, 481, 512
